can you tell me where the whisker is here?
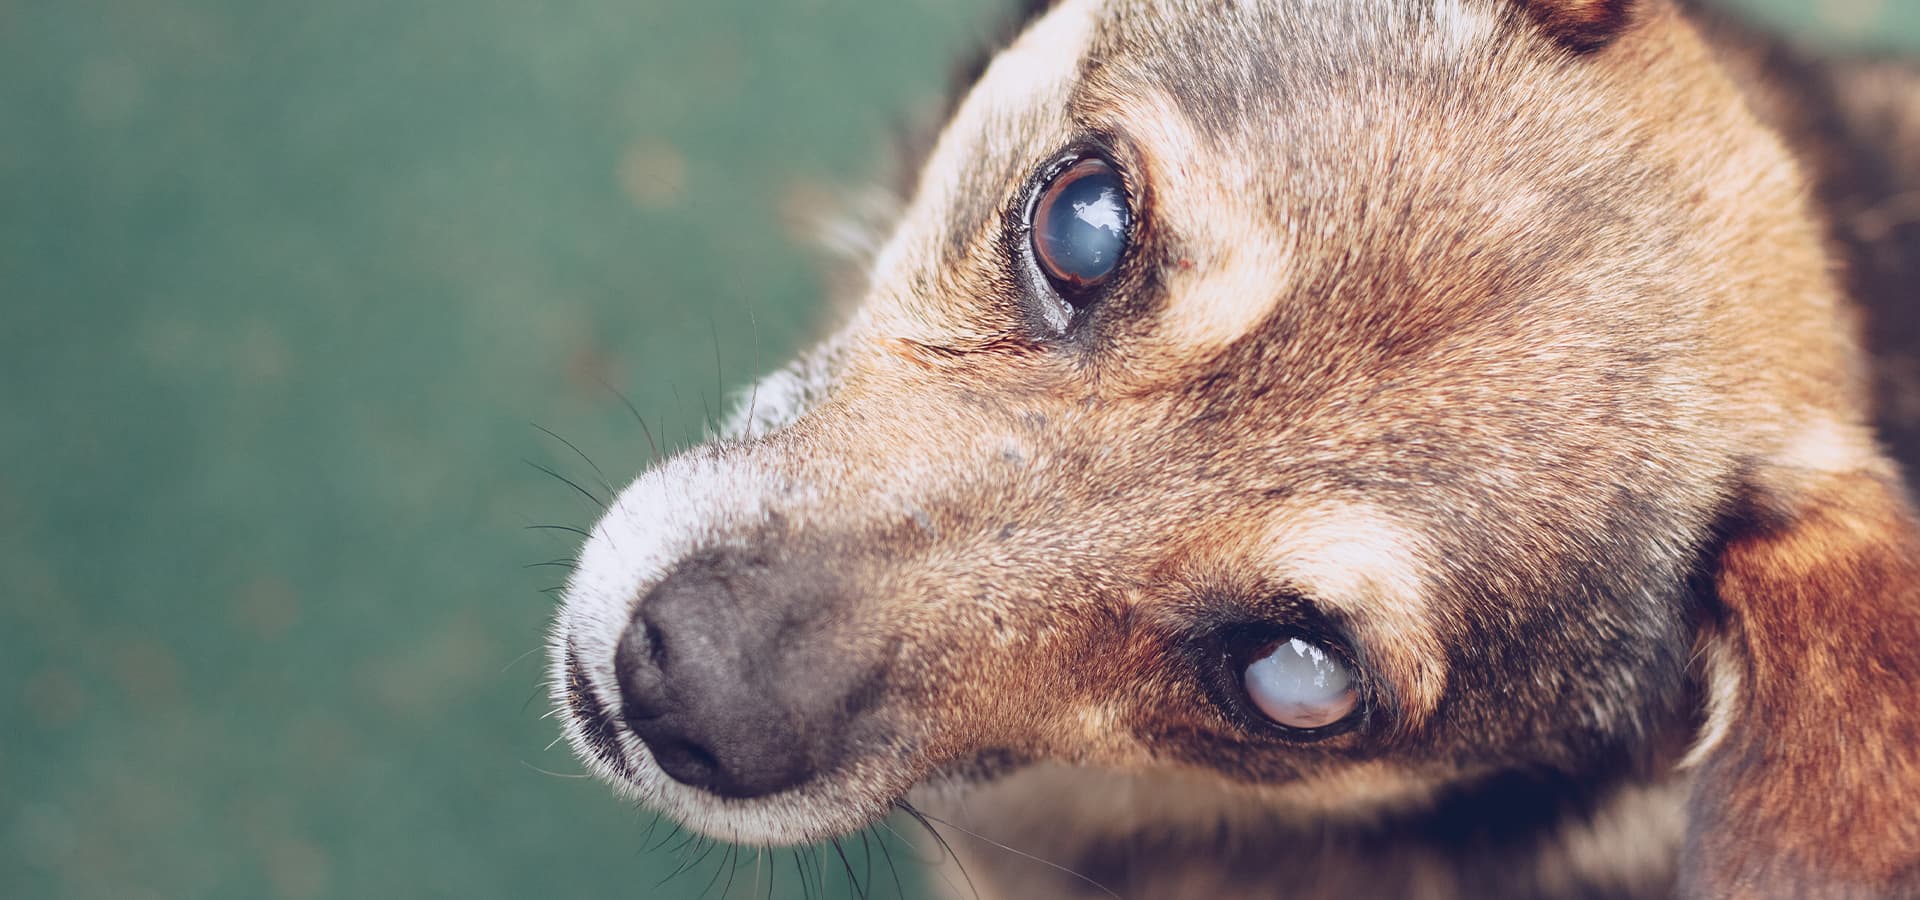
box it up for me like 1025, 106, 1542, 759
711, 841, 741, 900
595, 375, 663, 465
829, 836, 869, 900
648, 822, 685, 854
710, 311, 726, 432
745, 304, 762, 432
523, 458, 606, 509
518, 760, 591, 779
670, 381, 696, 449
501, 646, 543, 674
522, 679, 548, 715
811, 844, 826, 899
693, 837, 720, 877
531, 422, 616, 496
857, 830, 875, 898
911, 804, 1123, 900
667, 827, 703, 857
815, 844, 832, 900
757, 847, 769, 900
871, 823, 906, 898
875, 817, 942, 867
820, 844, 836, 899
661, 834, 715, 887
637, 813, 665, 852
525, 523, 593, 539
897, 801, 981, 900
789, 847, 810, 900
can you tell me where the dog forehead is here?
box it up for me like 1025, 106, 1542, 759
870, 0, 1676, 354
1085, 0, 1507, 115
1097, 8, 1698, 359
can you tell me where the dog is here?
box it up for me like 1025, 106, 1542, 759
548, 0, 1920, 896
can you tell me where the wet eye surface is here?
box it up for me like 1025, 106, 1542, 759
1243, 637, 1359, 730
1032, 157, 1130, 300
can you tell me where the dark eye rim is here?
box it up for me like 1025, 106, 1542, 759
1201, 620, 1373, 743
1012, 139, 1146, 332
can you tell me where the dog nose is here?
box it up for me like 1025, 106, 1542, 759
613, 554, 865, 799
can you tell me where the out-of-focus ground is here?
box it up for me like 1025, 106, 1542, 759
3, 1, 1915, 898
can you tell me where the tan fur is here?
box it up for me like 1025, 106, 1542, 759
1255, 504, 1448, 725
1088, 88, 1301, 356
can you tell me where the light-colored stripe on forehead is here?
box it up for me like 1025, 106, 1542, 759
1428, 0, 1500, 57
1088, 86, 1300, 355
867, 0, 1102, 296
1244, 0, 1499, 52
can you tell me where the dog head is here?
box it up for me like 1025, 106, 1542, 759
551, 0, 1920, 892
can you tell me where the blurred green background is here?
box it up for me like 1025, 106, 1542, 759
2, 1, 1915, 898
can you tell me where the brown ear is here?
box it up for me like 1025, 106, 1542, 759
1513, 0, 1636, 52
1682, 468, 1920, 898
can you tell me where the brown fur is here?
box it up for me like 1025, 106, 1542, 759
1686, 469, 1920, 896
549, 0, 1920, 896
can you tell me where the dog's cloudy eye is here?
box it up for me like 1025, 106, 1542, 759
1243, 637, 1358, 730
1032, 157, 1130, 299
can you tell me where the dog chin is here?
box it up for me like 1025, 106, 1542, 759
564, 719, 905, 845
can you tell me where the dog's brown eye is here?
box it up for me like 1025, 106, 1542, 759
1032, 157, 1130, 299
1243, 637, 1358, 730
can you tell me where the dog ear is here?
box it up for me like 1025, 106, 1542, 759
1681, 466, 1920, 897
1512, 0, 1636, 51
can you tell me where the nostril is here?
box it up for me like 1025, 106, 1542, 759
631, 714, 813, 799
614, 619, 671, 724
645, 620, 669, 669
646, 736, 723, 787
619, 701, 666, 725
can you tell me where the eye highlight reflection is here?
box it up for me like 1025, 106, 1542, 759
1031, 157, 1130, 299
1243, 637, 1359, 730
